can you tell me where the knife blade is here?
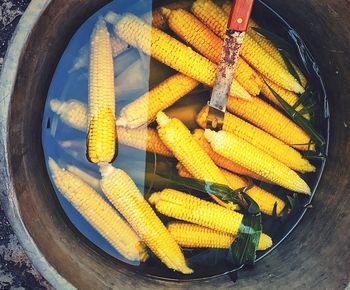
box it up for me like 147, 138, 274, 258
207, 0, 254, 131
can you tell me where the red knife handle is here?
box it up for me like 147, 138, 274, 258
228, 0, 254, 32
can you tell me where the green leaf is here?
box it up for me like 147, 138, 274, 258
293, 87, 311, 109
231, 193, 262, 266
264, 80, 325, 147
279, 50, 301, 85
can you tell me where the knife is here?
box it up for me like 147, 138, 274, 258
206, 0, 255, 131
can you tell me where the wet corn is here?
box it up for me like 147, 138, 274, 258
48, 158, 148, 262
192, 0, 304, 93
177, 163, 285, 216
118, 127, 173, 157
168, 222, 272, 251
205, 130, 311, 194
50, 99, 88, 131
192, 129, 268, 182
156, 112, 238, 209
149, 189, 244, 235
66, 165, 100, 191
100, 165, 192, 274
162, 8, 262, 96
196, 106, 315, 172
87, 20, 116, 164
226, 96, 313, 151
112, 13, 251, 100
117, 73, 199, 128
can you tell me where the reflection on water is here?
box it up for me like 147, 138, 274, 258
42, 0, 329, 280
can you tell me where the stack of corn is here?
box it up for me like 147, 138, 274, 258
47, 0, 324, 275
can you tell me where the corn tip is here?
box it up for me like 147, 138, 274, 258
48, 157, 60, 174
160, 7, 172, 19
204, 129, 216, 143
148, 191, 161, 205
179, 265, 193, 275
99, 163, 114, 178
156, 111, 170, 127
49, 99, 64, 114
116, 117, 127, 127
105, 11, 121, 26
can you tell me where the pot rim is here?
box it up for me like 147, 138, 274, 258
0, 0, 74, 289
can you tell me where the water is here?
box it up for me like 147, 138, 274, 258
41, 0, 329, 280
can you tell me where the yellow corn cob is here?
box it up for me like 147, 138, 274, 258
50, 99, 88, 131
227, 96, 313, 151
162, 8, 262, 96
118, 127, 173, 157
168, 222, 272, 251
117, 73, 199, 128
261, 78, 310, 120
196, 106, 315, 172
48, 158, 148, 262
87, 20, 116, 164
111, 13, 252, 100
192, 0, 304, 93
177, 163, 285, 216
100, 165, 192, 274
192, 129, 268, 182
205, 130, 311, 194
156, 112, 238, 210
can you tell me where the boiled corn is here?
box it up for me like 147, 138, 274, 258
192, 129, 268, 182
117, 73, 199, 128
163, 8, 262, 96
192, 0, 304, 93
168, 222, 272, 251
226, 96, 313, 151
87, 20, 116, 163
177, 163, 285, 216
111, 13, 252, 100
50, 99, 88, 131
205, 130, 311, 194
156, 112, 238, 209
100, 165, 192, 274
196, 106, 315, 172
48, 158, 148, 262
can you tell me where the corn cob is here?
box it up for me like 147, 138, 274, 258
192, 0, 304, 94
162, 8, 262, 96
226, 96, 313, 151
48, 158, 148, 262
117, 73, 199, 128
168, 222, 272, 251
111, 13, 252, 100
66, 165, 100, 191
100, 165, 192, 274
50, 99, 88, 131
177, 163, 285, 216
117, 127, 173, 157
87, 20, 116, 164
196, 106, 315, 172
156, 112, 238, 209
205, 130, 311, 194
192, 129, 268, 182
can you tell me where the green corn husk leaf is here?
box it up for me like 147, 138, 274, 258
230, 193, 262, 266
279, 50, 302, 84
293, 87, 312, 109
157, 173, 262, 267
264, 80, 325, 148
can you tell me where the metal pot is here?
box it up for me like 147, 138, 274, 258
0, 0, 349, 289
